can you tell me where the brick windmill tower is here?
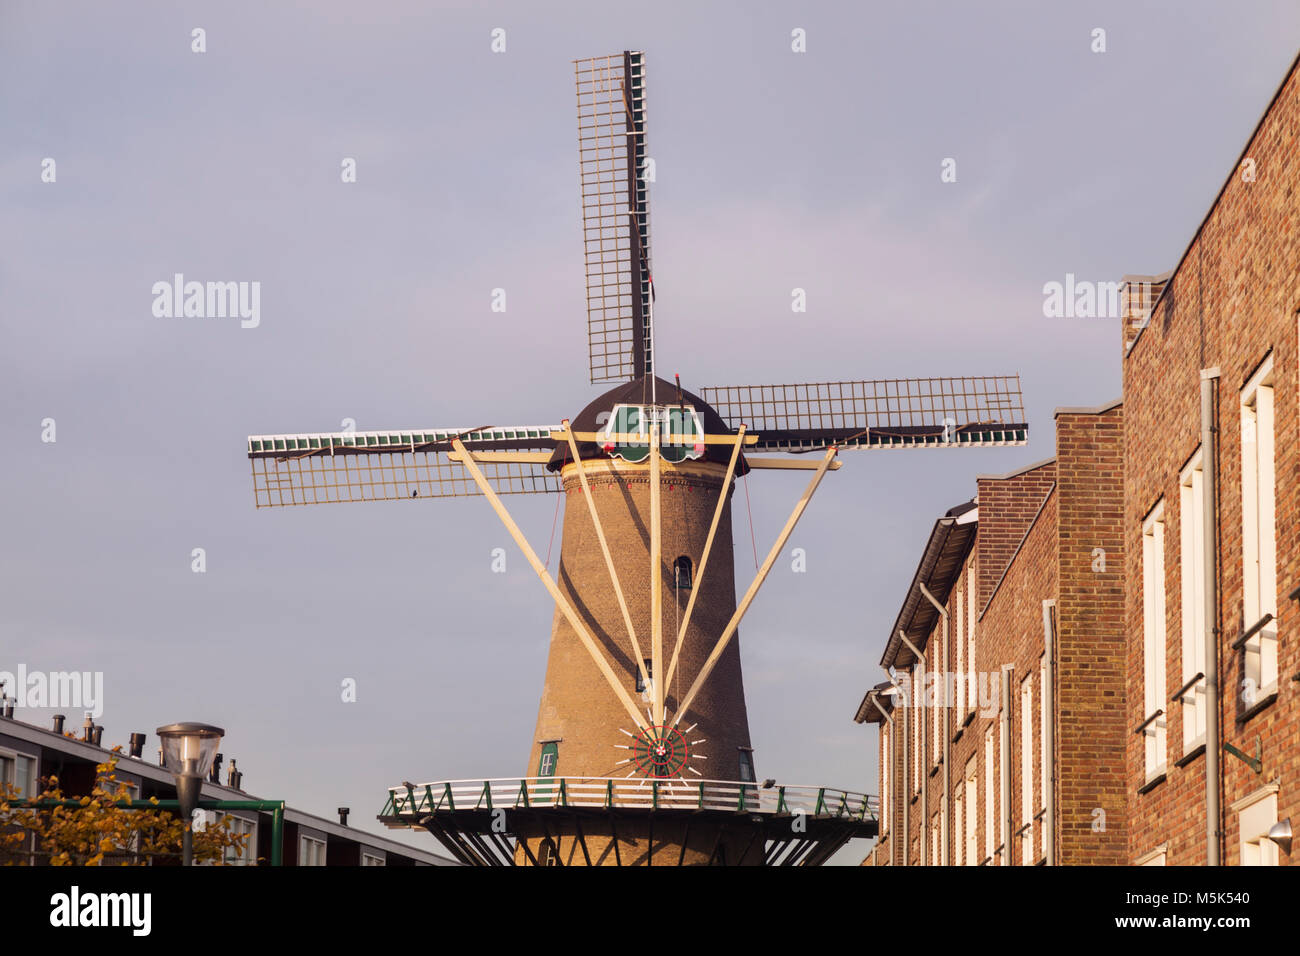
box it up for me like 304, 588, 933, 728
247, 51, 1028, 865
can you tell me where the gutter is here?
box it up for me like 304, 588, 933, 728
1000, 663, 1014, 866
1202, 368, 1222, 866
868, 692, 896, 866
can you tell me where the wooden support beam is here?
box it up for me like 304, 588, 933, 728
650, 420, 664, 725
608, 813, 623, 867
672, 446, 838, 725
665, 425, 745, 691
571, 812, 593, 866
515, 830, 542, 867
562, 423, 651, 695
446, 449, 554, 464
743, 456, 843, 471
552, 430, 758, 447
451, 437, 647, 731
677, 819, 693, 866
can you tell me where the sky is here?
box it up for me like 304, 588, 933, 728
3, 0, 1299, 866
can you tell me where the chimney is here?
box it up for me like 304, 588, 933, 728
82, 713, 94, 742
209, 753, 223, 784
338, 807, 350, 826
0, 684, 13, 719
91, 725, 104, 747
227, 759, 242, 790
128, 733, 146, 758
1122, 271, 1172, 354
52, 714, 65, 734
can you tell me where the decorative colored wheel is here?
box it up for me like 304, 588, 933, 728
629, 725, 692, 778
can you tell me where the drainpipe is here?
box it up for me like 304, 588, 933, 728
869, 693, 896, 866
1041, 600, 1056, 866
919, 583, 950, 866
1201, 368, 1221, 866
1000, 663, 1014, 865
885, 665, 909, 867
900, 631, 928, 866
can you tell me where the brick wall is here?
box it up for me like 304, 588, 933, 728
974, 468, 1057, 865
977, 463, 1057, 612
1123, 53, 1300, 866
1056, 406, 1128, 864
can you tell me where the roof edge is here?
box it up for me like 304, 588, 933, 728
1054, 397, 1122, 417
1127, 48, 1300, 358
975, 455, 1057, 482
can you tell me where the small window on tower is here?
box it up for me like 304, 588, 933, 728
738, 748, 755, 783
636, 659, 653, 693
537, 741, 559, 779
674, 555, 693, 589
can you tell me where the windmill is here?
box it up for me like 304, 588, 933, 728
247, 51, 1028, 866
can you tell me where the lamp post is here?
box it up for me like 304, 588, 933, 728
156, 722, 224, 866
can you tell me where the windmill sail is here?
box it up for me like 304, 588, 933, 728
576, 51, 652, 384
247, 427, 562, 507
701, 376, 1028, 451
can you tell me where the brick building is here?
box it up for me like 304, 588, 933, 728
1122, 51, 1300, 867
856, 401, 1127, 865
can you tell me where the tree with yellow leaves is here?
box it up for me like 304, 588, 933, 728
0, 751, 250, 866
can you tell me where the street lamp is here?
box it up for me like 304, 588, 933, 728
156, 722, 224, 866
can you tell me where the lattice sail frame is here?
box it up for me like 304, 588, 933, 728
576, 51, 652, 384
701, 376, 1028, 452
247, 427, 562, 507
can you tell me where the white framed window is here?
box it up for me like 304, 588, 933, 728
299, 834, 326, 867
1020, 673, 1034, 865
1141, 502, 1168, 778
1241, 355, 1279, 702
911, 670, 920, 794
930, 814, 940, 867
362, 852, 386, 866
0, 749, 37, 800
1136, 845, 1168, 866
955, 583, 966, 717
738, 748, 756, 783
1234, 785, 1279, 866
964, 756, 978, 866
1179, 449, 1208, 748
983, 725, 996, 863
932, 625, 944, 766
954, 783, 964, 867
0, 750, 38, 865
880, 727, 890, 835
1040, 655, 1049, 831
223, 817, 257, 866
965, 565, 977, 720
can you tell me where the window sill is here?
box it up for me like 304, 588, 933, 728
929, 763, 941, 779
1175, 741, 1206, 768
962, 710, 976, 729
1138, 771, 1167, 795
1237, 688, 1279, 724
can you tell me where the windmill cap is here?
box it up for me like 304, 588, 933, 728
546, 374, 748, 474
